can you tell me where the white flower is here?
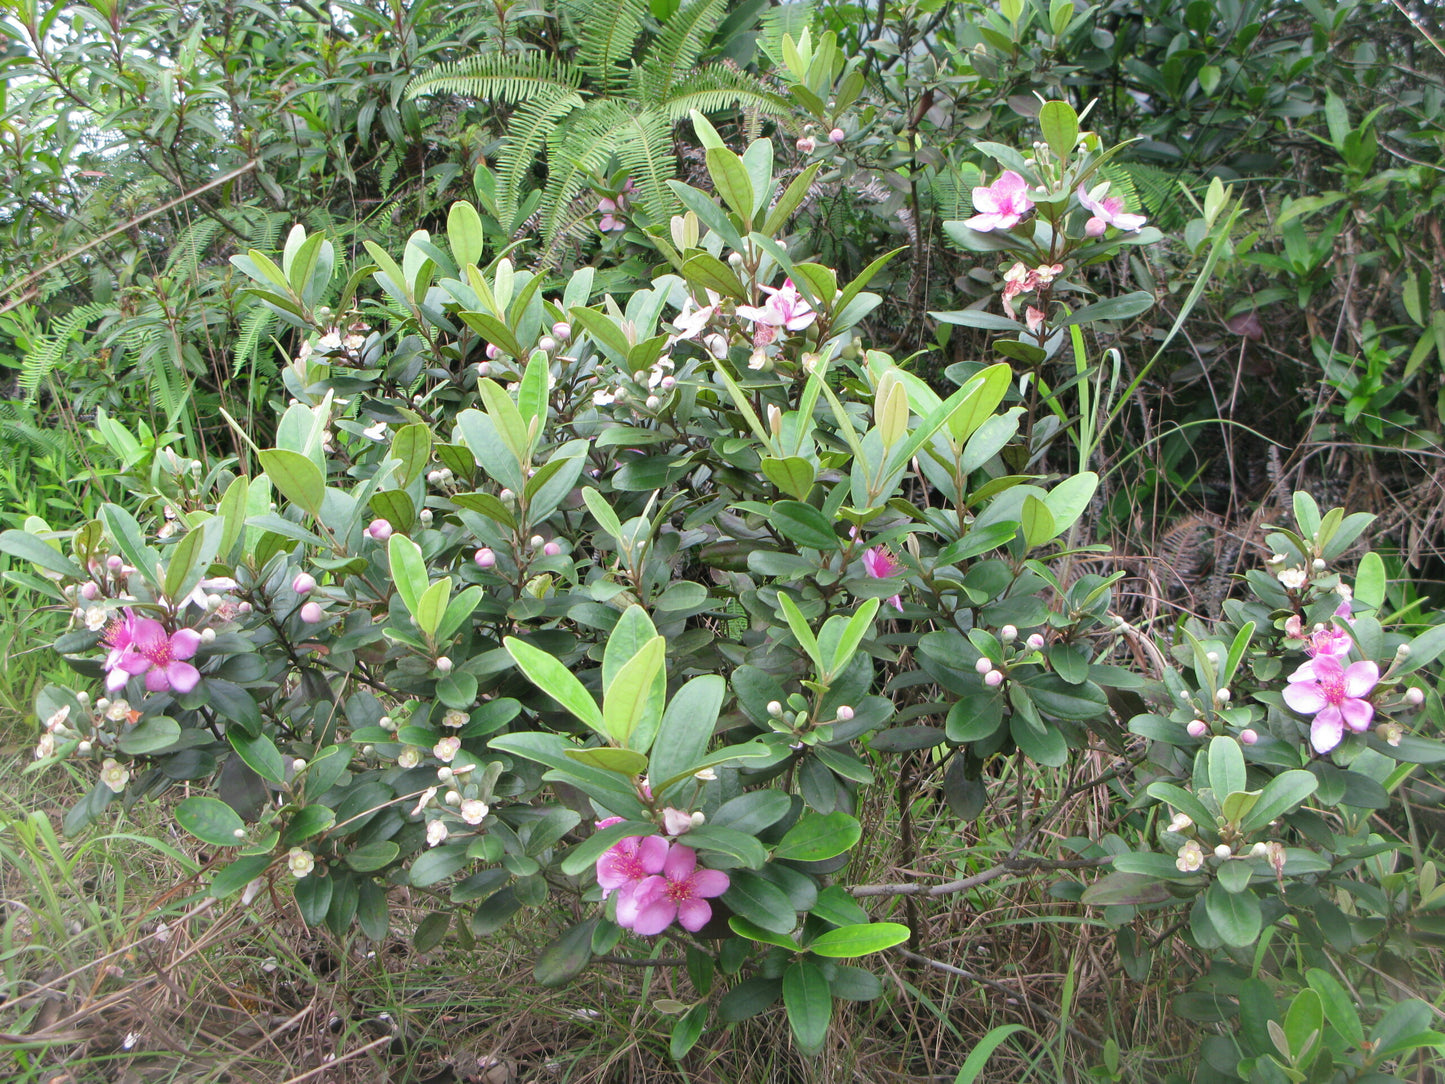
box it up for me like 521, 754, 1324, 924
44, 705, 72, 732
694, 768, 717, 782
397, 747, 421, 769
426, 820, 449, 847
1166, 812, 1193, 834
593, 388, 618, 407
459, 799, 489, 825
287, 848, 315, 878
1277, 567, 1308, 590
84, 606, 109, 631
362, 421, 388, 441
443, 709, 468, 728
34, 733, 55, 760
100, 758, 129, 793
105, 698, 132, 722
433, 737, 460, 763
1175, 841, 1204, 873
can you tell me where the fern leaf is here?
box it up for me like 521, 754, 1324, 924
565, 0, 648, 94
497, 87, 587, 225
404, 54, 582, 103
651, 66, 791, 122
758, 0, 815, 69
638, 0, 728, 101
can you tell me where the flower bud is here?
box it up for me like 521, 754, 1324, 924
984, 669, 1004, 687
419, 509, 433, 526
80, 581, 99, 600
1250, 842, 1269, 858
836, 705, 854, 721
694, 768, 718, 781
1215, 688, 1231, 703
543, 541, 562, 557
1406, 686, 1425, 705
1027, 633, 1045, 649
474, 547, 496, 569
292, 758, 307, 773
365, 518, 393, 542
200, 628, 216, 643
77, 739, 92, 754
553, 321, 571, 342
1213, 844, 1232, 860
486, 343, 500, 360
539, 336, 557, 353
828, 127, 845, 144
1000, 625, 1017, 643
499, 488, 514, 503
1397, 643, 1412, 659
767, 700, 784, 718
796, 136, 816, 153
292, 572, 316, 595
1312, 558, 1326, 571
435, 656, 453, 673
107, 555, 123, 572
1187, 720, 1208, 738
1239, 728, 1258, 745
646, 395, 661, 410
975, 657, 993, 675
238, 601, 253, 614
300, 601, 323, 623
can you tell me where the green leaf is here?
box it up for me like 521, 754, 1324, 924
760, 456, 816, 500
649, 675, 725, 792
388, 534, 428, 620
951, 1024, 1030, 1084
806, 922, 909, 957
1240, 771, 1318, 834
390, 424, 433, 488
475, 378, 530, 461
705, 147, 755, 226
783, 961, 831, 1055
346, 841, 401, 872
565, 746, 649, 775
568, 305, 632, 365
281, 804, 336, 846
828, 598, 879, 680
504, 637, 605, 737
1208, 736, 1246, 798
777, 591, 822, 671
1038, 100, 1078, 160
581, 488, 625, 542
1020, 495, 1055, 549
414, 577, 451, 638
210, 854, 273, 899
1204, 882, 1261, 947
1145, 782, 1216, 832
602, 634, 665, 749
1061, 291, 1155, 326
448, 201, 485, 267
113, 713, 182, 756
534, 918, 596, 987
771, 500, 839, 551
176, 796, 246, 848
762, 162, 823, 235
723, 869, 796, 934
258, 449, 325, 518
229, 730, 287, 785
774, 812, 862, 862
1041, 472, 1097, 538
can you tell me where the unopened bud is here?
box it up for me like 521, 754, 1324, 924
1213, 844, 1232, 860
984, 669, 1004, 687
543, 541, 562, 557
1187, 720, 1208, 738
836, 705, 854, 721
1027, 633, 1045, 649
767, 700, 784, 718
553, 321, 571, 342
1000, 625, 1017, 643
1239, 729, 1258, 745
435, 656, 453, 673
1215, 688, 1231, 703
200, 628, 216, 643
539, 336, 557, 352
292, 572, 316, 594
975, 657, 993, 675
796, 136, 816, 153
828, 128, 845, 144
365, 518, 393, 542
300, 601, 323, 623
474, 547, 496, 569
1406, 687, 1425, 706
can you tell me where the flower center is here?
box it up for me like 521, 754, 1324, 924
664, 877, 693, 902
614, 852, 648, 881
1319, 671, 1346, 705
141, 639, 173, 667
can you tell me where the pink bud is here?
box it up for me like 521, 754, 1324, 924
238, 601, 253, 614
984, 669, 1004, 687
435, 656, 453, 673
300, 601, 323, 623
543, 541, 561, 557
796, 136, 816, 154
828, 128, 845, 144
836, 705, 854, 721
474, 360, 490, 377
106, 555, 123, 572
975, 657, 993, 675
80, 581, 100, 601
1027, 633, 1046, 649
1406, 687, 1425, 706
553, 321, 571, 342
485, 343, 500, 360
1239, 729, 1258, 745
474, 547, 496, 569
292, 572, 316, 595
366, 518, 393, 542
1186, 720, 1208, 738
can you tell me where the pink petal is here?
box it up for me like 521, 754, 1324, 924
130, 619, 167, 651
170, 629, 201, 660
662, 844, 697, 881
1311, 712, 1344, 754
106, 667, 130, 693
145, 668, 171, 693
635, 834, 669, 873
887, 594, 903, 612
166, 661, 200, 694
676, 898, 713, 932
1342, 661, 1379, 698
964, 212, 1008, 232
1340, 697, 1374, 732
629, 900, 676, 936
1283, 682, 1328, 714
970, 186, 1002, 214
687, 869, 730, 898
613, 882, 649, 928
118, 651, 152, 676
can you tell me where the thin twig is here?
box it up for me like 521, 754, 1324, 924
851, 855, 1111, 898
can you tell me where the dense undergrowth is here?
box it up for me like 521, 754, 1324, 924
3, 1, 1445, 1082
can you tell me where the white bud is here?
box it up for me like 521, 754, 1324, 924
1406, 686, 1425, 705
767, 700, 784, 718
1213, 844, 1232, 860
975, 657, 993, 674
292, 758, 307, 772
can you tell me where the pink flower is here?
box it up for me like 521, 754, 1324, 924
1077, 183, 1147, 235
623, 845, 729, 935
661, 807, 695, 836
1284, 655, 1379, 754
106, 618, 202, 694
598, 178, 634, 232
965, 171, 1035, 232
596, 833, 667, 902
735, 280, 816, 332
863, 546, 903, 612
1308, 601, 1355, 659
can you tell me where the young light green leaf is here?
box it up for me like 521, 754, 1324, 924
603, 635, 666, 749
504, 637, 606, 738
387, 533, 428, 620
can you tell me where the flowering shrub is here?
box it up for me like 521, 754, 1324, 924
6, 102, 1445, 1073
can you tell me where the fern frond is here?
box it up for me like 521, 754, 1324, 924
565, 0, 648, 94
652, 66, 791, 122
758, 0, 814, 69
637, 0, 728, 101
539, 102, 654, 244
1102, 161, 1192, 230
19, 303, 108, 402
497, 87, 587, 224
613, 107, 679, 225
163, 217, 224, 280
404, 54, 583, 103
